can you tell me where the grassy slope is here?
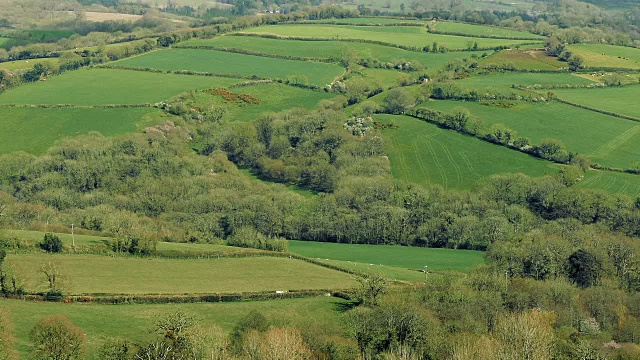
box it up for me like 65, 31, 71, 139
4, 296, 349, 357
0, 68, 241, 105
568, 44, 640, 69
113, 48, 344, 87
553, 86, 640, 119
6, 254, 358, 294
241, 25, 539, 50
479, 49, 565, 70
580, 169, 640, 197
374, 114, 557, 189
432, 21, 543, 39
179, 35, 487, 69
0, 58, 60, 71
422, 100, 640, 170
0, 107, 164, 154
455, 72, 595, 90
289, 240, 484, 272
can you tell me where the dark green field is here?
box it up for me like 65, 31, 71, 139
113, 48, 345, 87
553, 86, 640, 120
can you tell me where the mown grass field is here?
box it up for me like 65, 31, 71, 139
113, 48, 344, 87
373, 114, 557, 189
479, 49, 565, 70
0, 57, 60, 71
455, 72, 595, 90
553, 86, 640, 119
431, 21, 543, 39
567, 44, 640, 69
305, 17, 427, 25
197, 82, 335, 123
240, 25, 540, 50
579, 169, 640, 197
5, 254, 358, 294
0, 107, 164, 154
179, 35, 487, 69
4, 296, 349, 357
289, 240, 484, 272
0, 68, 241, 105
423, 100, 640, 170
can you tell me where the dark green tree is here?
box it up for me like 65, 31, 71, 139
568, 249, 603, 288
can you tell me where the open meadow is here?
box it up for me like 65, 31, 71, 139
567, 44, 640, 69
454, 71, 596, 90
113, 48, 344, 87
552, 86, 640, 119
3, 296, 348, 357
431, 21, 543, 39
423, 100, 640, 170
0, 57, 60, 71
0, 68, 241, 105
179, 35, 488, 69
5, 253, 358, 294
0, 107, 164, 154
373, 114, 557, 189
479, 49, 565, 70
240, 25, 540, 50
579, 169, 640, 197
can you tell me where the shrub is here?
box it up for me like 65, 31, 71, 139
40, 233, 63, 253
30, 315, 86, 360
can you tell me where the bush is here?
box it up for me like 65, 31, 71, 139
40, 233, 63, 253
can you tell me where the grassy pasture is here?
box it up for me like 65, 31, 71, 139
373, 114, 557, 189
0, 37, 9, 46
179, 35, 487, 69
579, 170, 640, 198
240, 25, 540, 50
305, 17, 427, 25
0, 57, 59, 71
431, 21, 543, 39
423, 100, 640, 170
553, 86, 640, 120
567, 44, 640, 69
4, 296, 348, 357
0, 107, 163, 154
113, 48, 344, 87
289, 240, 484, 272
5, 254, 358, 294
185, 82, 334, 123
479, 49, 565, 70
455, 72, 595, 90
0, 68, 241, 105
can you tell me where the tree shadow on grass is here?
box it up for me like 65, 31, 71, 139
332, 300, 358, 313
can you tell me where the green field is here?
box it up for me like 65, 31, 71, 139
0, 107, 163, 154
3, 296, 348, 357
455, 72, 595, 90
5, 253, 358, 294
113, 48, 344, 87
374, 114, 557, 189
553, 86, 640, 120
289, 240, 484, 272
423, 100, 640, 170
480, 49, 565, 70
0, 37, 10, 46
305, 17, 427, 25
0, 57, 60, 71
0, 68, 241, 105
567, 44, 640, 69
240, 25, 540, 50
179, 35, 487, 69
193, 82, 335, 123
579, 169, 640, 197
431, 21, 543, 39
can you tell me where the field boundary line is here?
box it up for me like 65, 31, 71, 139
0, 103, 152, 109
554, 97, 640, 123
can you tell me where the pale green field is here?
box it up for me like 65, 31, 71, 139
432, 21, 543, 39
5, 253, 358, 294
113, 48, 344, 87
422, 100, 640, 170
0, 68, 241, 105
455, 72, 595, 90
240, 25, 540, 50
567, 44, 640, 69
480, 49, 565, 70
0, 58, 60, 71
374, 114, 557, 190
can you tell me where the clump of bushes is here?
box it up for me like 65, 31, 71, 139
40, 233, 63, 253
227, 227, 288, 252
